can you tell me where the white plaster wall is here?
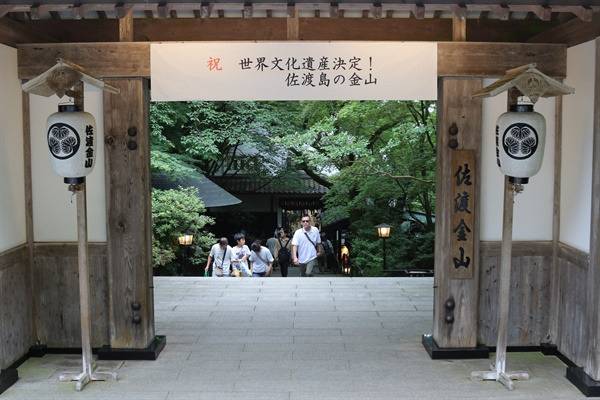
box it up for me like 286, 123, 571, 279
480, 79, 556, 241
560, 40, 596, 253
30, 84, 106, 242
0, 44, 26, 253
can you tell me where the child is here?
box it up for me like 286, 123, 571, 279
231, 233, 252, 277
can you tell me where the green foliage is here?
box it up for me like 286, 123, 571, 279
149, 100, 437, 277
151, 188, 215, 274
319, 101, 437, 275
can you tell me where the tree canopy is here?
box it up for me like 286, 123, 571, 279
150, 100, 437, 275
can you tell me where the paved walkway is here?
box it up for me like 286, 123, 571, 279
1, 277, 585, 399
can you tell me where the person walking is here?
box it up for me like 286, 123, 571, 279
205, 237, 233, 277
274, 228, 292, 277
231, 233, 252, 277
248, 240, 274, 277
292, 215, 323, 277
266, 228, 280, 272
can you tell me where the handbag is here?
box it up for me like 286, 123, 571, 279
254, 250, 272, 276
214, 247, 228, 277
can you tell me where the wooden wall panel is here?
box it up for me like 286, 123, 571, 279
33, 243, 109, 348
478, 241, 552, 346
556, 253, 588, 367
0, 245, 33, 369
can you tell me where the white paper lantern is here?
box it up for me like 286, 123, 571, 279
47, 105, 96, 184
496, 102, 546, 184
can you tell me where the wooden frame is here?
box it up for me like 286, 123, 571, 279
16, 41, 567, 80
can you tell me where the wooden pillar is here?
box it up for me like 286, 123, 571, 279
432, 78, 482, 349
585, 37, 600, 381
103, 78, 154, 349
118, 8, 134, 42
452, 16, 466, 41
287, 4, 299, 40
21, 91, 37, 343
548, 94, 563, 344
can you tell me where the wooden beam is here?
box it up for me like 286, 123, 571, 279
18, 42, 150, 79
452, 15, 466, 41
0, 5, 17, 18
528, 12, 600, 47
17, 41, 567, 80
509, 4, 552, 21
287, 4, 299, 40
118, 8, 134, 41
585, 37, 600, 381
0, 17, 58, 47
551, 6, 593, 22
438, 42, 567, 78
299, 17, 450, 41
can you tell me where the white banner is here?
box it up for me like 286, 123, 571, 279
150, 42, 437, 101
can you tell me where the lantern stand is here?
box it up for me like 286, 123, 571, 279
470, 65, 574, 390
58, 182, 117, 390
22, 59, 120, 392
376, 224, 391, 273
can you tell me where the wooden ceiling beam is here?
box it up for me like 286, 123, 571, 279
438, 42, 565, 78
508, 5, 551, 21
528, 11, 600, 47
0, 5, 18, 18
551, 6, 593, 22
12, 16, 560, 43
0, 16, 58, 47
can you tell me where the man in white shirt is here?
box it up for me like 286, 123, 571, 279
205, 237, 233, 277
291, 215, 322, 277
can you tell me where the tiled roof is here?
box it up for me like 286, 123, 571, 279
210, 173, 328, 195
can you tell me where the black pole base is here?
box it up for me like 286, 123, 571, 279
0, 368, 18, 395
567, 367, 600, 397
97, 335, 166, 361
422, 334, 489, 360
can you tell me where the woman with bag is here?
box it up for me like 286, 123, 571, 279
204, 237, 233, 277
248, 240, 274, 278
274, 228, 292, 277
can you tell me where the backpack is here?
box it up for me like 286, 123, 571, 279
277, 238, 291, 265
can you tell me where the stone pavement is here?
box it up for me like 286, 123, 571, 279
1, 277, 585, 399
